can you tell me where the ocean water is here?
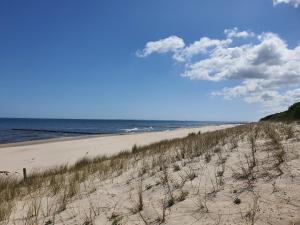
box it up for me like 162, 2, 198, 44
0, 118, 236, 144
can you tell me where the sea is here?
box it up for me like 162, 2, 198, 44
0, 118, 237, 144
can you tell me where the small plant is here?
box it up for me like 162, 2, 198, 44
44, 219, 53, 225
229, 136, 238, 149
204, 153, 211, 163
132, 144, 139, 153
165, 198, 175, 208
216, 152, 227, 166
56, 190, 68, 213
213, 147, 221, 153
273, 148, 285, 176
0, 201, 14, 223
138, 164, 148, 177
216, 170, 224, 177
82, 217, 93, 225
243, 194, 260, 225
145, 184, 152, 190
131, 178, 144, 214
266, 127, 286, 176
137, 184, 143, 212
24, 197, 42, 225
176, 190, 188, 202
232, 156, 254, 181
111, 216, 122, 225
41, 196, 54, 218
282, 124, 294, 139
188, 132, 196, 137
161, 164, 175, 206
172, 164, 180, 172
49, 174, 65, 196
67, 177, 80, 199
233, 197, 241, 205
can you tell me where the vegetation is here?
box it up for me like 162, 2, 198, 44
0, 122, 299, 225
260, 102, 300, 121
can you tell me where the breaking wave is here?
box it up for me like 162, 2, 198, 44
123, 127, 154, 133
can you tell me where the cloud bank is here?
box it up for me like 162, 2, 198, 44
273, 0, 300, 7
137, 28, 300, 114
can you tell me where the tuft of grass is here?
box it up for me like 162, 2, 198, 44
176, 190, 188, 202
283, 124, 294, 139
204, 153, 211, 163
111, 216, 122, 225
165, 198, 175, 208
0, 201, 14, 223
49, 174, 65, 196
187, 132, 197, 137
130, 178, 144, 214
172, 164, 180, 172
24, 197, 42, 225
131, 144, 139, 154
229, 136, 239, 149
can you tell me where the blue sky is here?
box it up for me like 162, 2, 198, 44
0, 0, 299, 121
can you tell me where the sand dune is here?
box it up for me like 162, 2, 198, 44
2, 123, 299, 225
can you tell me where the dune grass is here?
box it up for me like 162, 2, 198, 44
0, 122, 297, 224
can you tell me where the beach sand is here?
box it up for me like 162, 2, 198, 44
0, 124, 237, 173
2, 123, 300, 225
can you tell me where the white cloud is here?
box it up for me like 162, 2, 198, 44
136, 36, 185, 57
173, 37, 231, 62
224, 27, 255, 39
273, 0, 300, 7
137, 28, 300, 113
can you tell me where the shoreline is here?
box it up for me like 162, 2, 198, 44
0, 128, 195, 148
0, 133, 126, 148
0, 124, 239, 173
0, 123, 240, 148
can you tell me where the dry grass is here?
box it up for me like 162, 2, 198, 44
0, 121, 298, 224
0, 201, 14, 224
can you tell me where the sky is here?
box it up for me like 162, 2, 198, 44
0, 0, 299, 121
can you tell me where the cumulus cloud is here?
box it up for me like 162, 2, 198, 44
173, 37, 231, 62
224, 27, 255, 39
273, 0, 300, 7
137, 28, 300, 113
136, 36, 185, 57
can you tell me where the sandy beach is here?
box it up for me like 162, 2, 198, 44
2, 122, 300, 225
0, 124, 237, 173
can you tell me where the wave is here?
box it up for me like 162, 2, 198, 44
123, 127, 154, 133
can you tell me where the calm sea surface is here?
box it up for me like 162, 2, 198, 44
0, 118, 237, 144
